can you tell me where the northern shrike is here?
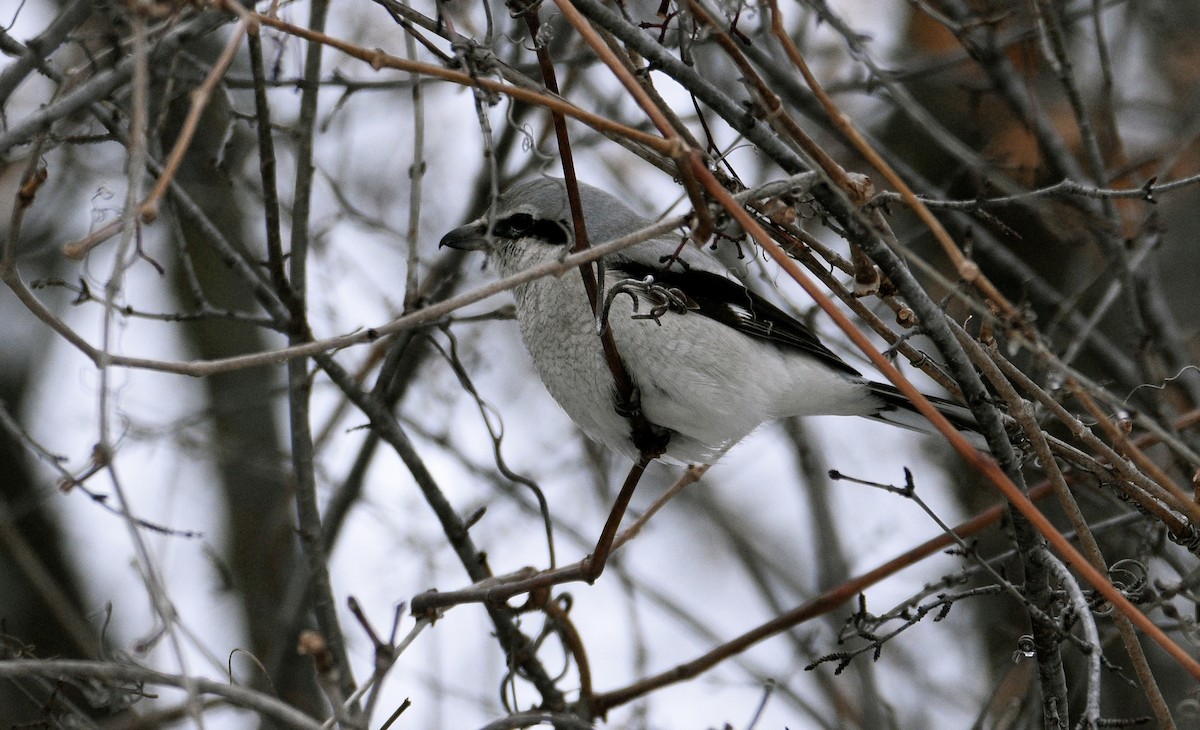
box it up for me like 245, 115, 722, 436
441, 178, 977, 464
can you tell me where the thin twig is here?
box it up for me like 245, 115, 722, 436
0, 660, 324, 729
284, 0, 360, 712
688, 162, 1200, 680
138, 19, 249, 223
1044, 555, 1102, 729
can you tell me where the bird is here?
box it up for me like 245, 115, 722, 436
440, 177, 979, 465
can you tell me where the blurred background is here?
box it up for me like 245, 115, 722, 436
2, 0, 1199, 727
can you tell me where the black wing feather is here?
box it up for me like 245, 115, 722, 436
610, 260, 862, 378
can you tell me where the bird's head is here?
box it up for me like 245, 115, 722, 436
439, 178, 649, 270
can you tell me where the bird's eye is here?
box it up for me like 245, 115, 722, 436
493, 214, 570, 246
494, 213, 534, 238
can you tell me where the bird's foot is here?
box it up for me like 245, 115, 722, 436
614, 386, 672, 458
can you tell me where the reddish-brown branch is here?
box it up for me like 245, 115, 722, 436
688, 163, 1200, 681
764, 0, 1023, 327
591, 480, 1054, 714
250, 12, 672, 156
139, 20, 249, 223
1070, 380, 1199, 520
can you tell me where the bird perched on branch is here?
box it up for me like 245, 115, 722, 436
441, 177, 977, 464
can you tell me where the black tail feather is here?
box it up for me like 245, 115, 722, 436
866, 381, 985, 445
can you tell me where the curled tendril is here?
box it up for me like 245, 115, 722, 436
1108, 559, 1148, 594
1177, 614, 1200, 647
1167, 523, 1200, 554
1090, 558, 1150, 616
1011, 634, 1036, 663
1178, 697, 1200, 721
597, 275, 699, 335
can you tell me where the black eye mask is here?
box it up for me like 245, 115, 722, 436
493, 213, 571, 246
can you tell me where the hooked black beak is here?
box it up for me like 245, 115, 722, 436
439, 220, 489, 251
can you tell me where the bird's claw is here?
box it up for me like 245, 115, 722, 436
614, 386, 672, 457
